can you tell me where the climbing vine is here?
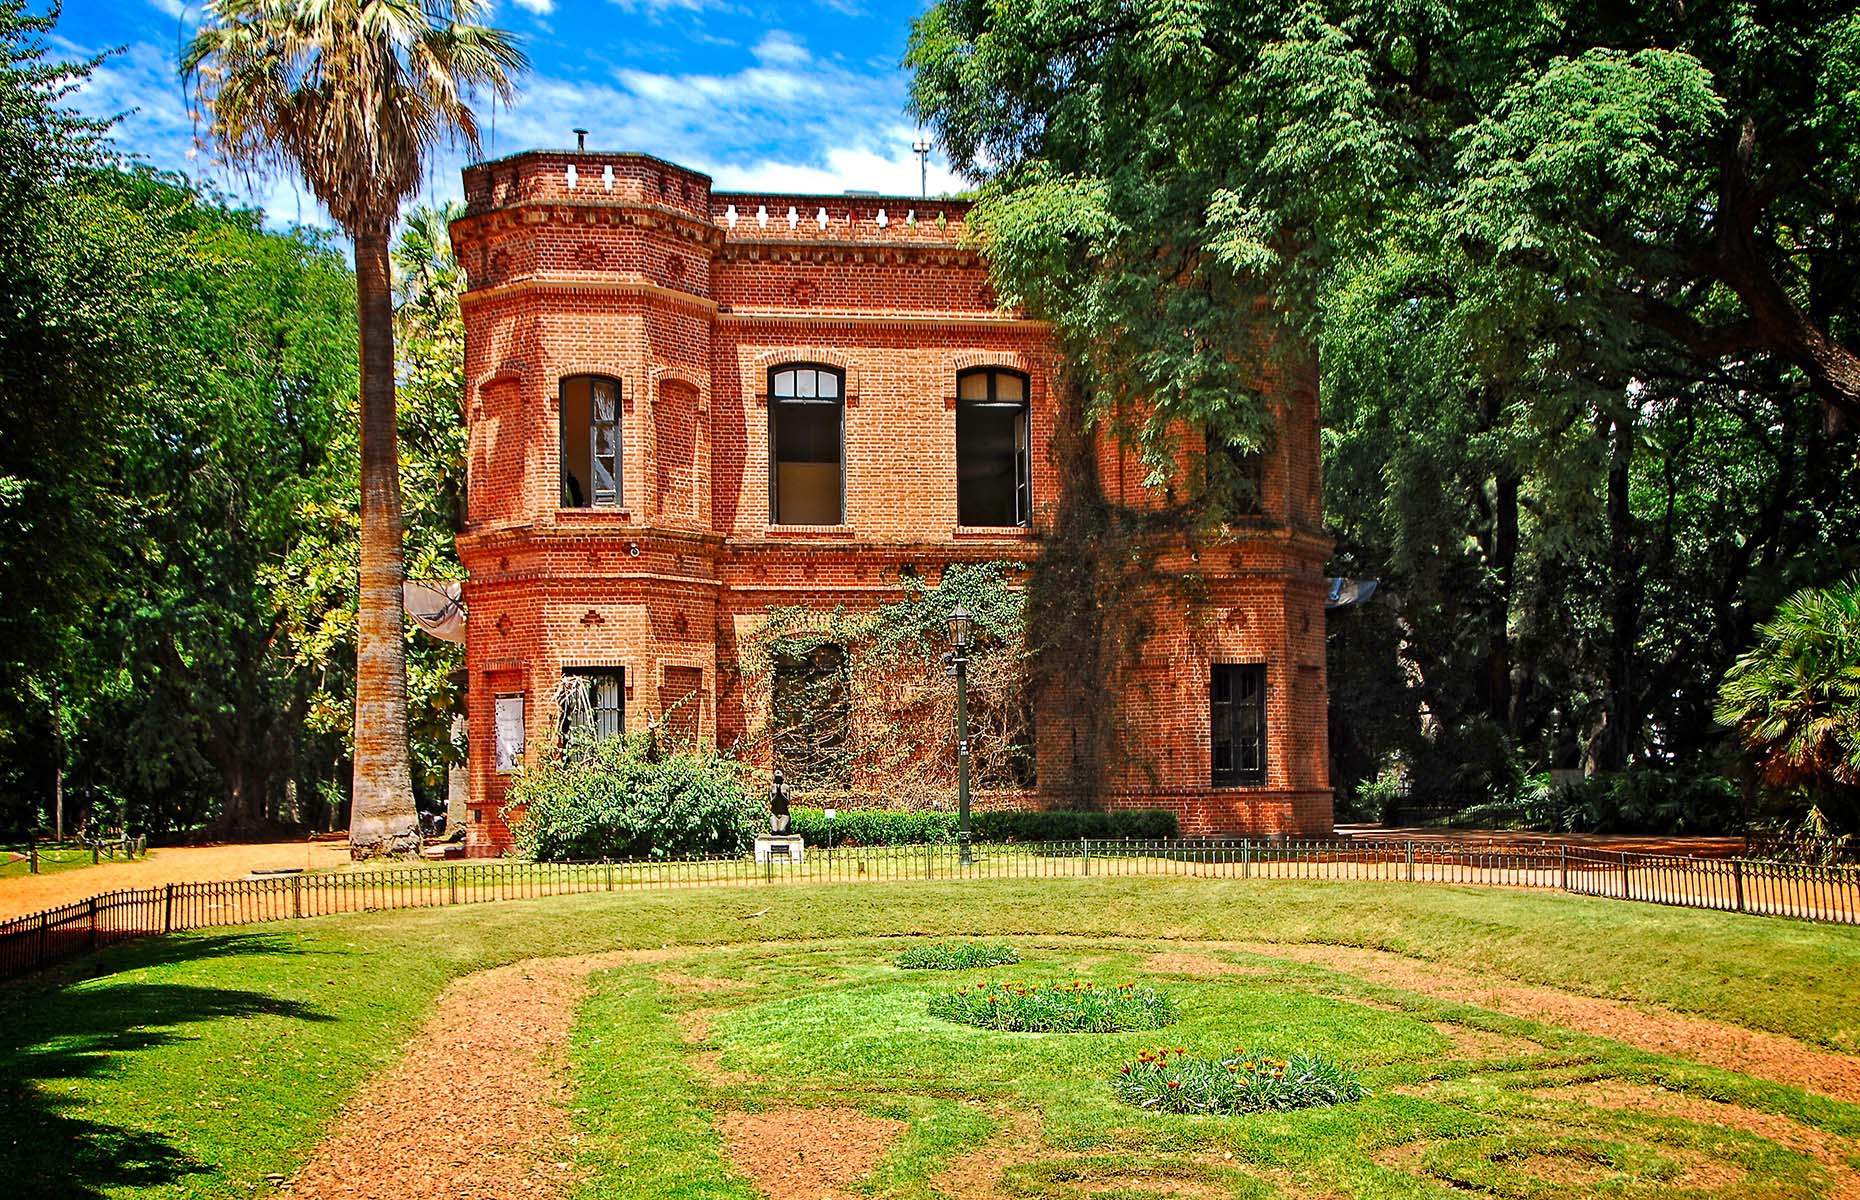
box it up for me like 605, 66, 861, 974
736, 562, 1035, 807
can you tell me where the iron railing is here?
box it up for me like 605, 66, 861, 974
4, 838, 1858, 981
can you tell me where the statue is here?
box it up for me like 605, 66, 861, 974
769, 770, 791, 834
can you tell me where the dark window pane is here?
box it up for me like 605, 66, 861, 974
1210, 663, 1265, 786
562, 376, 622, 508
563, 669, 625, 740
956, 369, 1030, 527
771, 366, 845, 524
1207, 427, 1262, 516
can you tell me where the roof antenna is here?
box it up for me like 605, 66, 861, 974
574, 128, 589, 152
912, 135, 931, 198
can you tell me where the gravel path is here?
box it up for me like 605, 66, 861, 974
278, 954, 627, 1199
0, 841, 352, 920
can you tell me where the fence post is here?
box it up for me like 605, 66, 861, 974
28, 838, 36, 874
162, 883, 174, 934
38, 911, 47, 968
92, 841, 99, 865
1733, 859, 1745, 913
88, 896, 97, 950
1081, 837, 1090, 877
1405, 840, 1414, 883
1620, 851, 1631, 901
448, 865, 459, 906
1242, 839, 1252, 879
1559, 844, 1568, 891
604, 863, 613, 893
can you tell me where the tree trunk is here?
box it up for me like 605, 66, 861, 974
1601, 407, 1641, 772
349, 222, 419, 857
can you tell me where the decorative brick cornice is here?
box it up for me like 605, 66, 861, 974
719, 310, 1042, 330
460, 276, 718, 315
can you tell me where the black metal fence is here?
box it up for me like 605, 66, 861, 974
4, 838, 1858, 981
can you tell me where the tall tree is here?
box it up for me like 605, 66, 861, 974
908, 0, 1860, 828
184, 0, 522, 855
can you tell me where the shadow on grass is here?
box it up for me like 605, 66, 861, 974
0, 932, 332, 1198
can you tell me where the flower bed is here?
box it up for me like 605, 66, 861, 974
1113, 1046, 1368, 1114
929, 980, 1177, 1032
894, 941, 1021, 970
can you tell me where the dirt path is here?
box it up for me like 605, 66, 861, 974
1256, 943, 1860, 1103
0, 841, 351, 920
278, 954, 626, 1199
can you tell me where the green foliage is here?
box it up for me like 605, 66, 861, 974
893, 941, 1021, 970
928, 979, 1178, 1033
908, 0, 1860, 837
504, 733, 759, 861
785, 806, 1179, 845
1717, 576, 1860, 830
789, 806, 957, 846
1446, 770, 1743, 836
1113, 1045, 1367, 1115
974, 808, 1177, 842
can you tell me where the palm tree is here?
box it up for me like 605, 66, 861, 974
185, 0, 524, 856
1717, 575, 1860, 829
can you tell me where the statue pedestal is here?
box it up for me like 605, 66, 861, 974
754, 834, 806, 864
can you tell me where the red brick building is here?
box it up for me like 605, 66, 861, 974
450, 150, 1332, 855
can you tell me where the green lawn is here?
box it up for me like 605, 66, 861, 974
2, 877, 1858, 1198
0, 841, 127, 881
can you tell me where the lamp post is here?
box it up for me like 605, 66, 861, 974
912, 137, 931, 199
947, 604, 974, 865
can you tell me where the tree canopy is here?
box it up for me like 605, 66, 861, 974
910, 0, 1860, 830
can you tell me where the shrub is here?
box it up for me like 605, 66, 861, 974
1113, 1046, 1368, 1115
786, 806, 1179, 845
929, 979, 1177, 1032
503, 733, 759, 861
789, 806, 956, 845
894, 941, 1021, 970
973, 809, 1178, 841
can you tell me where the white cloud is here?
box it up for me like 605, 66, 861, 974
713, 137, 966, 198
59, 26, 969, 234
510, 0, 555, 13
750, 30, 810, 68
603, 0, 725, 14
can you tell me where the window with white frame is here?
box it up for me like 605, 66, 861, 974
769, 365, 844, 524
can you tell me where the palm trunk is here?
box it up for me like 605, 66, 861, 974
349, 221, 419, 857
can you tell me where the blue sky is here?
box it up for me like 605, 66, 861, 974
56, 0, 968, 228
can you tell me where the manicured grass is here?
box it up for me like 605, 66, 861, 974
1, 876, 1858, 1197
587, 937, 1860, 1198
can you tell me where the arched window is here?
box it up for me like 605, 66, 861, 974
955, 368, 1030, 527
560, 375, 622, 508
769, 365, 844, 524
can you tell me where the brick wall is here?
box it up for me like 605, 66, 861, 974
452, 150, 1332, 855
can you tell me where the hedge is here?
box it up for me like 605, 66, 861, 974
786, 806, 1178, 846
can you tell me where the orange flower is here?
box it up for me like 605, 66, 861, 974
1166, 1080, 1181, 1089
